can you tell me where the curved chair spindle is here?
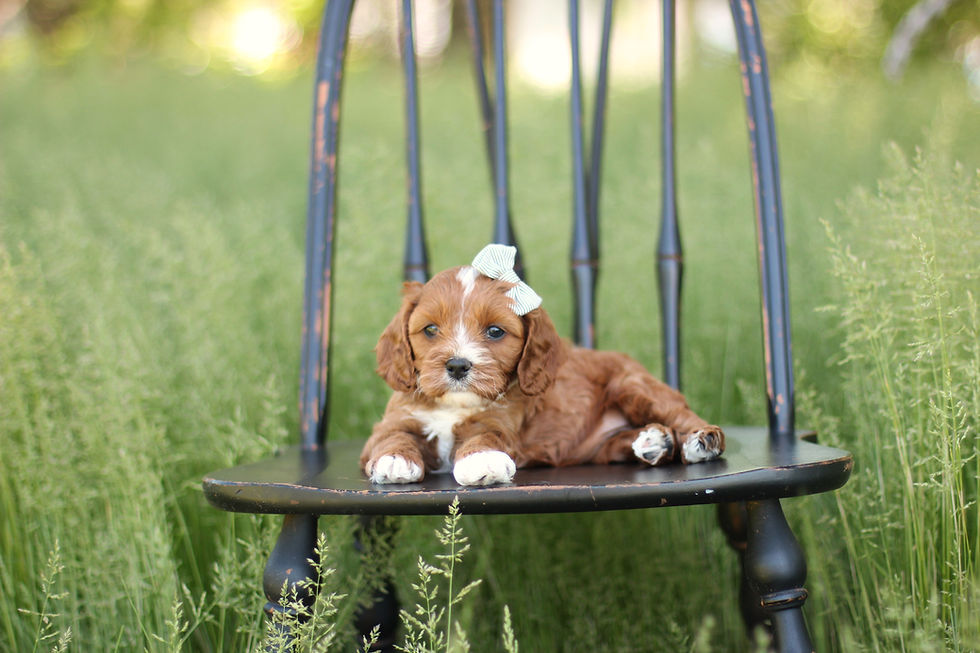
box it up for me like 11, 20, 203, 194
568, 0, 613, 349
729, 0, 795, 446
299, 0, 354, 450
400, 0, 429, 284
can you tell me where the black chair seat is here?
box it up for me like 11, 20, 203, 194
203, 427, 851, 516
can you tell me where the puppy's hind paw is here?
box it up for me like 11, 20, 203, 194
632, 426, 676, 466
368, 455, 424, 484
681, 426, 725, 464
453, 450, 516, 486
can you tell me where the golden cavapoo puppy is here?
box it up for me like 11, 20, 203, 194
361, 245, 724, 486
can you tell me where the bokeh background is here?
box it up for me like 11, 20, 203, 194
1, 1, 978, 652
4, 0, 980, 83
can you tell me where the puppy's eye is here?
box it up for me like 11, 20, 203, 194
423, 324, 439, 338
485, 325, 506, 340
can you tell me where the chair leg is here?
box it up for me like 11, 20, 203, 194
717, 502, 769, 636
744, 500, 814, 653
353, 516, 400, 652
263, 513, 320, 652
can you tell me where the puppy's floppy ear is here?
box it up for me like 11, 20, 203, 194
376, 281, 423, 392
517, 307, 566, 395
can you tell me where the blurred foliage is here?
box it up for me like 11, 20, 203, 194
3, 0, 326, 73
2, 0, 980, 76
758, 0, 980, 69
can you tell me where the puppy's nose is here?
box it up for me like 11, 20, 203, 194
445, 357, 472, 381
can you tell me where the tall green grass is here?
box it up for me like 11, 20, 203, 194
802, 144, 980, 652
0, 64, 307, 650
1, 56, 979, 651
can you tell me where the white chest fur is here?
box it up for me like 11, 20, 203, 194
412, 392, 489, 473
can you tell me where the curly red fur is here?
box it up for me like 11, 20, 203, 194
361, 265, 724, 484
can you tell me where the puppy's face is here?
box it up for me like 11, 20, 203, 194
406, 267, 525, 399
376, 266, 563, 399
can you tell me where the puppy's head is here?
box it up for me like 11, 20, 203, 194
375, 266, 564, 399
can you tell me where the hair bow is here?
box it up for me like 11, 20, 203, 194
471, 244, 542, 316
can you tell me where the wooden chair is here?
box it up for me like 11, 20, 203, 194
202, 1, 853, 651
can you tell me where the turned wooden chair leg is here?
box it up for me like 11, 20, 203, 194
263, 514, 320, 652
718, 502, 769, 636
353, 516, 400, 652
744, 500, 814, 653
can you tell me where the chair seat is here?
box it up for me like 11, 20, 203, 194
203, 426, 852, 516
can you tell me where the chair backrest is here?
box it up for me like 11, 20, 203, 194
298, 0, 795, 453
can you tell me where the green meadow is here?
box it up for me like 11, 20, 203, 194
1, 53, 978, 651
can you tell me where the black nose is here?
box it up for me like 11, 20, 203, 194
445, 357, 472, 381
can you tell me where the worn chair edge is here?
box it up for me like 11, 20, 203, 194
202, 453, 852, 517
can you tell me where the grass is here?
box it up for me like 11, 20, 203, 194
806, 144, 980, 651
0, 51, 978, 651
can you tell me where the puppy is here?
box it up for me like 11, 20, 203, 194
360, 245, 724, 486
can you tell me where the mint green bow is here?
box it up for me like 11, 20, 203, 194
471, 244, 542, 316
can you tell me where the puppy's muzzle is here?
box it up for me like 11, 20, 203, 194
445, 357, 472, 381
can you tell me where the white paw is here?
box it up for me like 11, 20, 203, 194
632, 427, 675, 466
682, 429, 723, 463
452, 451, 516, 486
369, 455, 423, 484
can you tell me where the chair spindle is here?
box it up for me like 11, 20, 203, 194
568, 0, 613, 350
464, 1, 523, 275
463, 1, 497, 194
489, 2, 523, 259
400, 0, 430, 284
587, 0, 613, 262
657, 0, 682, 391
729, 0, 795, 446
300, 0, 354, 450
569, 0, 595, 349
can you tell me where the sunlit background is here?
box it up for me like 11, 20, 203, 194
2, 0, 980, 94
2, 2, 980, 653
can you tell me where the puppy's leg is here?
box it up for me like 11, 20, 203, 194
606, 367, 724, 464
451, 417, 519, 486
361, 424, 438, 484
676, 424, 725, 464
591, 425, 677, 466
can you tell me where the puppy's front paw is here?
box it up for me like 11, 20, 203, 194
452, 450, 516, 486
368, 454, 424, 484
681, 426, 724, 464
632, 425, 676, 466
